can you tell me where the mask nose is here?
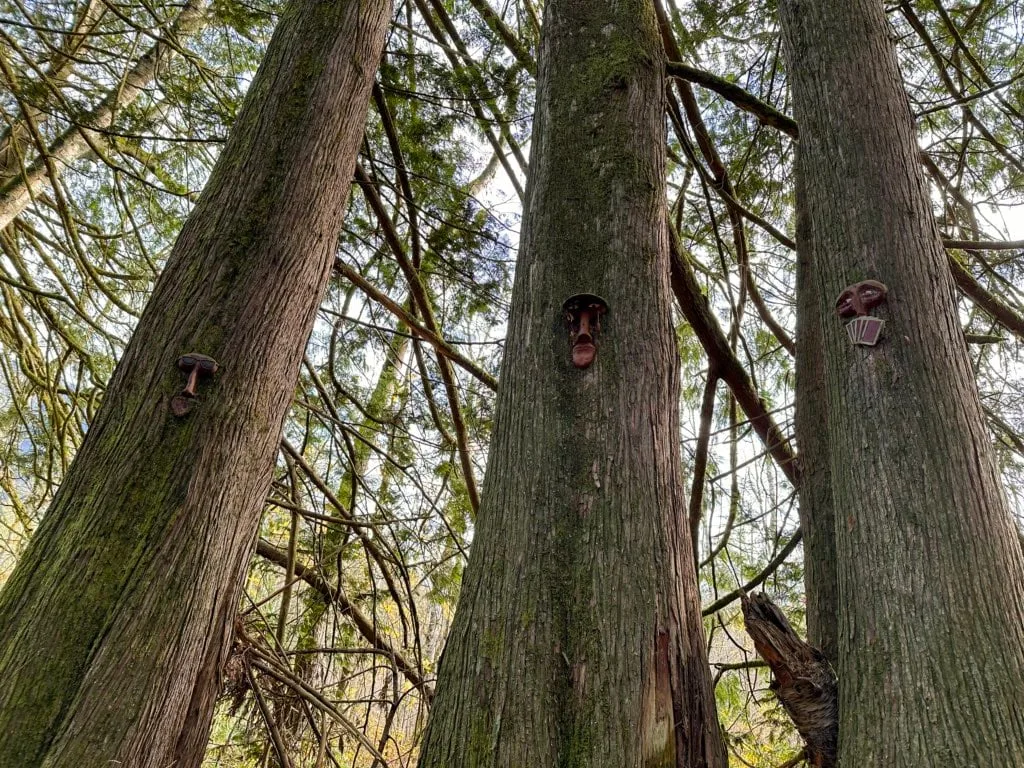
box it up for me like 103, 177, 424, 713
575, 312, 593, 344
851, 292, 866, 316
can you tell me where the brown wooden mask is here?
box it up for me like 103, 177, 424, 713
835, 279, 888, 318
563, 294, 608, 369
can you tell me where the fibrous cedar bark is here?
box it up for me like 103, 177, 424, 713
414, 0, 726, 763
0, 0, 391, 764
779, 0, 1024, 763
793, 207, 837, 665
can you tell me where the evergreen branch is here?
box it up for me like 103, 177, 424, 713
948, 255, 1024, 340
255, 538, 434, 702
333, 257, 498, 391
666, 61, 799, 139
701, 532, 803, 616
669, 227, 800, 487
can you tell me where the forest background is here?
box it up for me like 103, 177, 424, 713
0, 0, 1021, 765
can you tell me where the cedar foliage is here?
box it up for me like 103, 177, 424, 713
0, 0, 1022, 765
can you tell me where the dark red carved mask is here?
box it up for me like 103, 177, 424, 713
835, 279, 888, 318
563, 294, 608, 369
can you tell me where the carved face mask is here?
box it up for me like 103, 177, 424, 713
835, 280, 888, 319
836, 280, 888, 347
563, 294, 608, 369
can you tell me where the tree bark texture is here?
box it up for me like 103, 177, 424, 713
794, 202, 837, 665
415, 0, 726, 765
0, 0, 391, 765
779, 0, 1024, 764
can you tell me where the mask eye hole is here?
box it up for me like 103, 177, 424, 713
836, 292, 856, 317
837, 280, 887, 317
176, 353, 219, 376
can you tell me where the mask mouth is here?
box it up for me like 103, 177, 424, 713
572, 335, 596, 368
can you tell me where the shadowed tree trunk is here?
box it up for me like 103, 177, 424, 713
794, 204, 837, 665
779, 0, 1024, 763
0, 0, 391, 764
414, 0, 726, 764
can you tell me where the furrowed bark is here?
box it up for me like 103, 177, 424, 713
793, 192, 837, 664
415, 0, 726, 763
779, 0, 1024, 763
0, 0, 392, 764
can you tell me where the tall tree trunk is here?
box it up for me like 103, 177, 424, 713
779, 0, 1024, 763
0, 0, 391, 764
415, 0, 726, 763
794, 205, 837, 664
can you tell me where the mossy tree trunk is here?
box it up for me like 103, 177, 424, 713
414, 0, 726, 764
780, 0, 1024, 763
0, 0, 391, 765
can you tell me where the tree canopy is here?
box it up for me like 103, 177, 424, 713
1, 0, 1022, 765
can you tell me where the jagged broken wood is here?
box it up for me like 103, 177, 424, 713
741, 592, 838, 768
